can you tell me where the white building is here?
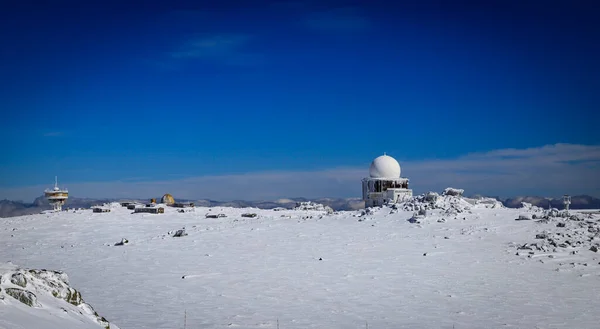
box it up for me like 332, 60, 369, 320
362, 154, 412, 207
44, 176, 69, 211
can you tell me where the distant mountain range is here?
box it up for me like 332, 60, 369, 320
501, 195, 600, 210
0, 195, 366, 218
0, 196, 115, 218
1, 194, 599, 218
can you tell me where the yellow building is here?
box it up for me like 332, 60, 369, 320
161, 193, 175, 205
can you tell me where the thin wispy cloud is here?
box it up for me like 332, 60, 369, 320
304, 7, 370, 33
43, 132, 63, 137
404, 143, 600, 197
169, 34, 252, 59
269, 1, 307, 10
166, 34, 263, 66
143, 59, 183, 71
1, 144, 598, 202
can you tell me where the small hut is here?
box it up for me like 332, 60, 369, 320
134, 207, 165, 214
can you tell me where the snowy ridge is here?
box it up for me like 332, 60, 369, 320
0, 263, 118, 329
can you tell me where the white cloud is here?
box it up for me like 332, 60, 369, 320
1, 144, 599, 203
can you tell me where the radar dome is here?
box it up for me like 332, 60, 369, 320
369, 154, 401, 179
161, 193, 175, 205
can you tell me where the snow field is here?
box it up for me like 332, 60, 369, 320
1, 201, 600, 329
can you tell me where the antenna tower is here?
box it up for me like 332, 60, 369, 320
44, 176, 69, 211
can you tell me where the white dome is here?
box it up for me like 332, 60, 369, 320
369, 154, 401, 178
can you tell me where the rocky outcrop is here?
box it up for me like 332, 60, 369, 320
398, 191, 473, 216
0, 263, 117, 329
5, 287, 40, 307
514, 218, 600, 256
442, 188, 464, 197
294, 201, 334, 214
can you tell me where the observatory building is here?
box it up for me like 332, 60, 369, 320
161, 193, 175, 205
362, 154, 412, 207
44, 176, 68, 211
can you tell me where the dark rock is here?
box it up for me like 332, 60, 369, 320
65, 288, 83, 306
10, 273, 27, 288
173, 229, 187, 237
5, 288, 39, 307
114, 238, 129, 246
590, 246, 599, 252
518, 244, 533, 250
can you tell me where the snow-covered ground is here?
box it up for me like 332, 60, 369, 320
1, 196, 600, 329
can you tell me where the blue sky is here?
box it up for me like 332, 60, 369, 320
1, 0, 599, 200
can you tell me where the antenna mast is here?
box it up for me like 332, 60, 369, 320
563, 194, 571, 216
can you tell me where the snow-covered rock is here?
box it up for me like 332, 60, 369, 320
467, 197, 505, 209
424, 192, 439, 202
399, 191, 472, 216
293, 201, 334, 214
114, 238, 129, 246
520, 202, 545, 212
0, 263, 118, 329
173, 229, 187, 237
516, 213, 533, 221
442, 187, 464, 196
516, 214, 600, 256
